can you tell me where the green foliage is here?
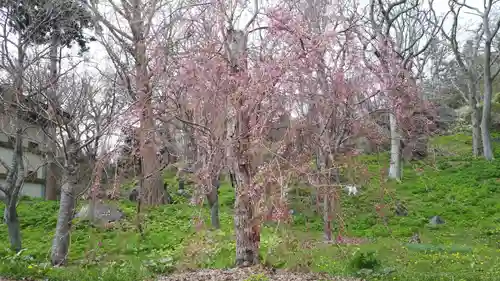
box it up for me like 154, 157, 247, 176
1, 0, 95, 51
349, 250, 381, 272
1, 133, 500, 280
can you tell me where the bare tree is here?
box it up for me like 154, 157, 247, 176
364, 0, 446, 180
44, 0, 94, 201
37, 73, 120, 265
85, 0, 199, 205
0, 0, 62, 251
433, 2, 484, 156
0, 93, 26, 252
450, 0, 500, 160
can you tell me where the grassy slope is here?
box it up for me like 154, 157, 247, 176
0, 133, 499, 281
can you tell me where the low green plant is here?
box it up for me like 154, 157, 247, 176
244, 273, 269, 281
349, 248, 381, 272
0, 134, 499, 280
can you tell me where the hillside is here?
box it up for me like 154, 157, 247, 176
0, 134, 499, 281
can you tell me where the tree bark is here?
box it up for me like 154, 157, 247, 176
3, 43, 26, 253
45, 32, 60, 200
322, 191, 332, 241
4, 199, 21, 252
206, 174, 220, 229
51, 139, 78, 266
468, 82, 482, 156
234, 187, 259, 267
481, 41, 494, 161
51, 179, 76, 265
232, 111, 259, 267
135, 38, 167, 206
388, 112, 402, 180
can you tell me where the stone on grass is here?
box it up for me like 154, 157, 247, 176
128, 188, 139, 202
75, 201, 124, 224
429, 215, 445, 225
394, 201, 408, 216
408, 233, 421, 244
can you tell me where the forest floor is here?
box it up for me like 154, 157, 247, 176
0, 133, 499, 281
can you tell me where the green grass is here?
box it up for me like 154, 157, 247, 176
1, 133, 500, 280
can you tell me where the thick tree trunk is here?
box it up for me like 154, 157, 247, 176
234, 188, 259, 267
4, 200, 21, 252
51, 179, 76, 266
45, 32, 60, 200
139, 105, 166, 206
232, 114, 259, 267
135, 40, 168, 206
389, 113, 402, 180
225, 27, 258, 267
206, 174, 220, 229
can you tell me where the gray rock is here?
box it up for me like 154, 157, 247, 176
408, 233, 421, 244
128, 188, 139, 202
395, 201, 408, 216
75, 202, 124, 224
429, 215, 445, 225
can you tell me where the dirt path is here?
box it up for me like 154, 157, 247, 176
1, 268, 363, 281
159, 268, 363, 281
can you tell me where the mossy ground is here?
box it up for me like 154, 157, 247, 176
0, 133, 499, 281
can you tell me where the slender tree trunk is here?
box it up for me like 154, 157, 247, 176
472, 110, 482, 156
3, 42, 26, 253
468, 82, 482, 156
388, 113, 402, 180
482, 43, 494, 160
206, 173, 220, 229
51, 138, 79, 266
45, 32, 60, 200
51, 180, 76, 266
4, 199, 21, 252
229, 171, 236, 189
322, 190, 332, 241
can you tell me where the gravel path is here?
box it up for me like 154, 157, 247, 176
158, 267, 363, 281
0, 268, 363, 281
